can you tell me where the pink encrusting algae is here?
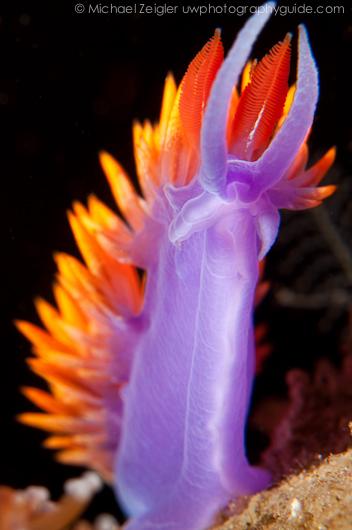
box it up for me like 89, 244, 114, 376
17, 4, 335, 530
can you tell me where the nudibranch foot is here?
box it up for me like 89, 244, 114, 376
123, 466, 271, 530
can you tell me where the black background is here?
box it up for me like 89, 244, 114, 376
1, 0, 351, 522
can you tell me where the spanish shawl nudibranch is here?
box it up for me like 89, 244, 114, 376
17, 4, 336, 530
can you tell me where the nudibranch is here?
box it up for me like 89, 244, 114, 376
17, 4, 336, 530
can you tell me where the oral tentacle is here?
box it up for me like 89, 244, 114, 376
200, 2, 275, 196
237, 25, 319, 202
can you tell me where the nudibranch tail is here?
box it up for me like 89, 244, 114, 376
18, 4, 336, 530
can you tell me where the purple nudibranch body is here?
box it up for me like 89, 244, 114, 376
18, 3, 336, 530
115, 6, 333, 530
117, 212, 270, 530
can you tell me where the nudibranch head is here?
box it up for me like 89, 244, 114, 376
17, 4, 335, 529
198, 11, 335, 202
168, 11, 335, 253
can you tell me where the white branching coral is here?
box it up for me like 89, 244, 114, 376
0, 472, 116, 530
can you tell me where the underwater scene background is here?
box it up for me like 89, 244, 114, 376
1, 2, 351, 526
